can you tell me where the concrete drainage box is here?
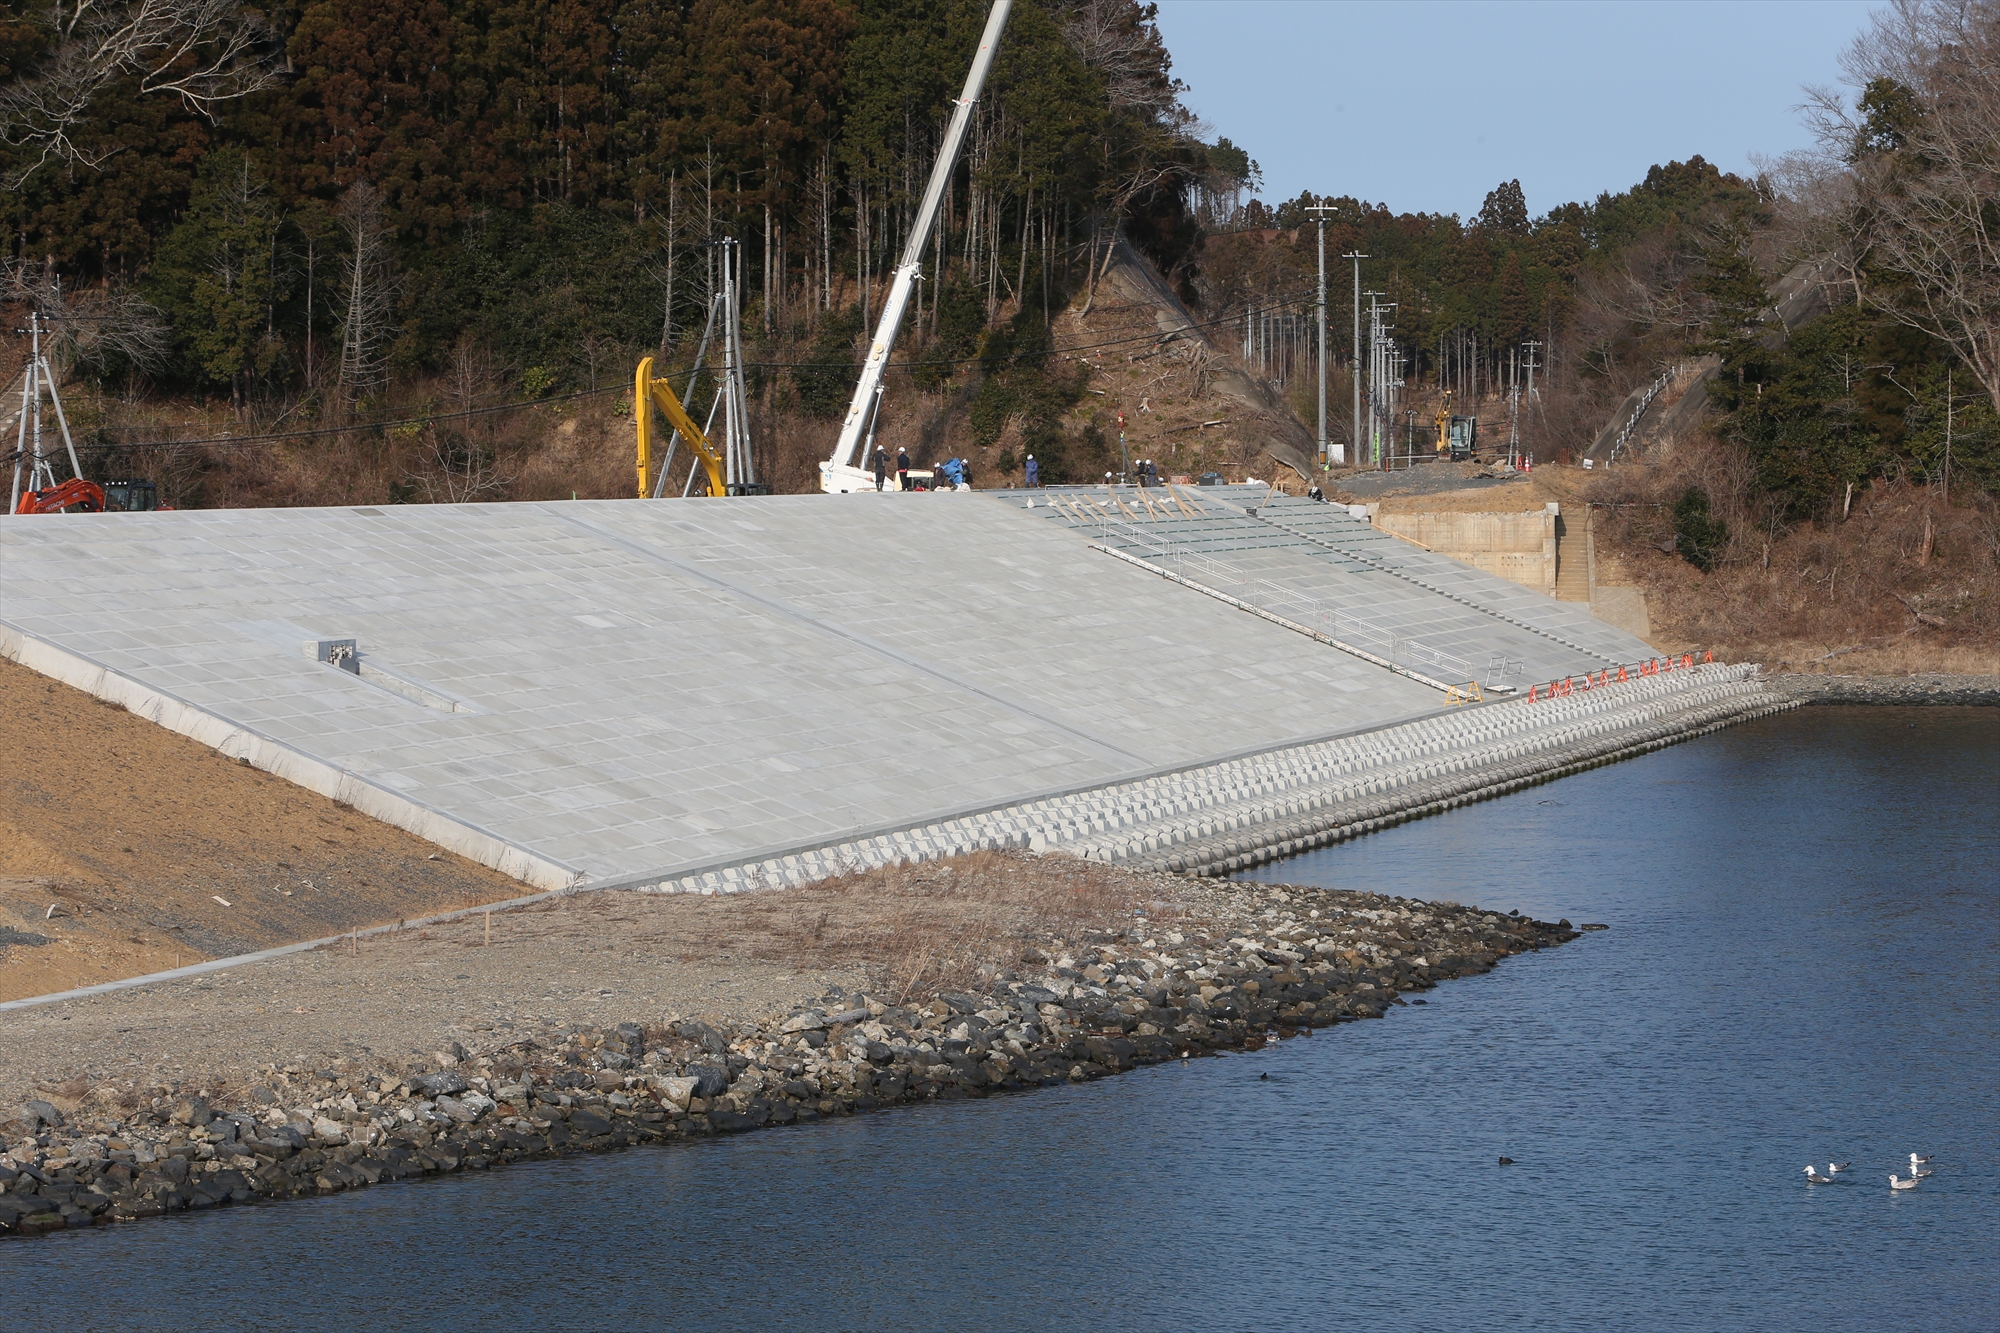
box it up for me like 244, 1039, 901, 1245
304, 637, 359, 672
301, 636, 475, 715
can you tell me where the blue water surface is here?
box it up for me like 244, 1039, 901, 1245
5, 706, 1995, 1331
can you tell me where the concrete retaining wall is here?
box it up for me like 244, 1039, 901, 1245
1373, 506, 1560, 595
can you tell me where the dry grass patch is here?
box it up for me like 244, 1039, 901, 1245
585, 851, 1187, 1007
1586, 439, 2000, 669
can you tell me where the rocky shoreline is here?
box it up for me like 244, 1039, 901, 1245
0, 880, 1579, 1239
1771, 673, 2000, 706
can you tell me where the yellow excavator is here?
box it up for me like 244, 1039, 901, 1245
634, 357, 727, 498
1434, 391, 1476, 461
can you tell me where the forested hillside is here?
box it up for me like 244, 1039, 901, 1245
3, 0, 1998, 567
1, 0, 1239, 499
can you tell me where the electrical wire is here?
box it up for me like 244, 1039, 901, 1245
10, 283, 1323, 460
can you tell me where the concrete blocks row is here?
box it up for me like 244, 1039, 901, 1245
634, 665, 1778, 895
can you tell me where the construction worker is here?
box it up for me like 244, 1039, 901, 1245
896, 447, 911, 491
871, 446, 888, 491
1024, 453, 1040, 487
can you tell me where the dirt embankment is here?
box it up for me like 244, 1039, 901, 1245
0, 657, 529, 1003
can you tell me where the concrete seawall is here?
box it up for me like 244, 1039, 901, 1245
637, 664, 1792, 891
3, 490, 1772, 900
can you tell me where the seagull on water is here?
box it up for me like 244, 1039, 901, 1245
1828, 1162, 1851, 1174
1803, 1165, 1837, 1184
1889, 1174, 1921, 1190
1909, 1154, 1933, 1178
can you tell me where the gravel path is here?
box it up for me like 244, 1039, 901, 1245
0, 891, 863, 1113
1, 864, 1579, 1240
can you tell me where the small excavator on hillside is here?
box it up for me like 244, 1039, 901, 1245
1434, 392, 1477, 462
13, 476, 161, 513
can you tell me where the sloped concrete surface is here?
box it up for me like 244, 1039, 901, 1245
646, 663, 1789, 892
4, 495, 1452, 888
1016, 488, 1653, 688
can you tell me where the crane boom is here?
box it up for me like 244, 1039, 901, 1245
820, 0, 1013, 494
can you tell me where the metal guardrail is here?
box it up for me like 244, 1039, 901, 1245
1605, 363, 1682, 465
1083, 510, 1481, 684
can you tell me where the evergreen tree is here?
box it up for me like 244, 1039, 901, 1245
1477, 179, 1529, 236
793, 304, 862, 418
149, 149, 286, 408
1693, 225, 1771, 408
1493, 253, 1531, 347
1672, 486, 1727, 572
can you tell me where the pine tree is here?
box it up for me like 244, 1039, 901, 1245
1693, 224, 1771, 408
1493, 252, 1531, 347
1478, 179, 1530, 236
149, 149, 285, 410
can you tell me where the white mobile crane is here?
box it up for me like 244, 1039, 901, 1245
819, 0, 1012, 494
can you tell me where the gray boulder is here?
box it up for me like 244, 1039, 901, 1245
414, 1071, 468, 1097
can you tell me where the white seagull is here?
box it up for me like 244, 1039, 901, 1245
1911, 1153, 1933, 1164
1909, 1154, 1933, 1178
1889, 1174, 1921, 1190
1804, 1165, 1837, 1184
1828, 1162, 1851, 1174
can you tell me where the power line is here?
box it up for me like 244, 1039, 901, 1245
10, 286, 1320, 461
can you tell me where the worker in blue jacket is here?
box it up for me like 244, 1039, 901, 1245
1024, 454, 1040, 487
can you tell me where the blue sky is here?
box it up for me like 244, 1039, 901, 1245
1152, 0, 1878, 218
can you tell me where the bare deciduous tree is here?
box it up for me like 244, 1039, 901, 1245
408, 426, 510, 503
0, 0, 283, 184
2, 259, 173, 375
1056, 0, 1181, 116
335, 183, 399, 408
1807, 0, 2000, 412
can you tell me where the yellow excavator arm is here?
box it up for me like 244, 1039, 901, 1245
635, 357, 727, 498
1434, 390, 1453, 456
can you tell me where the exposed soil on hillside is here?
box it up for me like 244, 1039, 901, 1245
0, 657, 529, 1003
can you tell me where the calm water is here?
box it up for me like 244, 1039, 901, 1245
7, 707, 1996, 1331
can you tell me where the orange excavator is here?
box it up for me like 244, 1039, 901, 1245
8, 308, 163, 514
12, 477, 161, 514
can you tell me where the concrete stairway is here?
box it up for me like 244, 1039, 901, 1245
1554, 513, 1592, 603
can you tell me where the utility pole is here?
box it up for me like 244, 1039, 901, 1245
1308, 206, 1335, 469
1343, 250, 1366, 469
1365, 293, 1396, 469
